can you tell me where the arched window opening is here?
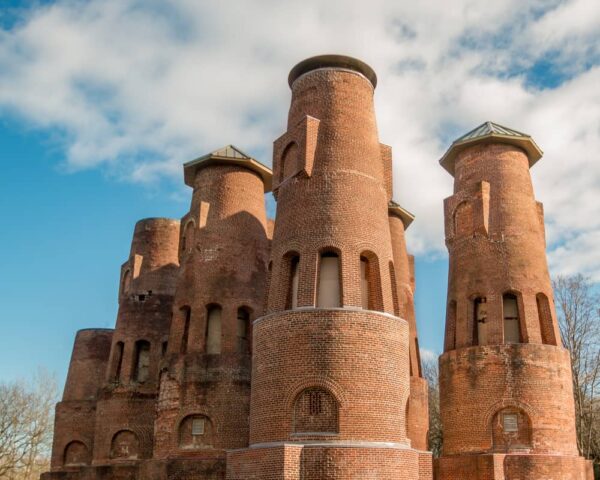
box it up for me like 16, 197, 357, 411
111, 341, 124, 383
294, 387, 339, 434
182, 221, 195, 253
286, 255, 300, 310
180, 306, 191, 354
281, 142, 298, 181
133, 340, 151, 383
445, 301, 457, 351
473, 297, 488, 346
64, 441, 89, 466
206, 305, 222, 354
389, 262, 400, 316
121, 270, 131, 295
237, 307, 250, 353
536, 293, 557, 345
110, 430, 140, 459
317, 252, 341, 308
179, 415, 213, 449
454, 201, 473, 238
503, 294, 521, 344
359, 252, 383, 311
492, 407, 532, 451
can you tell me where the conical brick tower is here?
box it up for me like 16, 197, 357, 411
227, 54, 432, 480
436, 122, 593, 479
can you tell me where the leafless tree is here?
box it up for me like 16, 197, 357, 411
553, 274, 600, 464
0, 370, 57, 480
423, 356, 443, 457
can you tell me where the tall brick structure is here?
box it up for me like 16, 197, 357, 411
436, 122, 592, 479
42, 56, 592, 480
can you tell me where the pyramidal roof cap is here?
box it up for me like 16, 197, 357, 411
439, 121, 543, 175
183, 145, 272, 192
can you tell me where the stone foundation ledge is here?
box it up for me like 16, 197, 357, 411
435, 452, 592, 480
226, 443, 432, 480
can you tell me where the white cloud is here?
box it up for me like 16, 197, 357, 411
0, 0, 598, 277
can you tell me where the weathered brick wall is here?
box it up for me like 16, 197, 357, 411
154, 162, 270, 461
440, 345, 578, 455
51, 329, 113, 469
249, 309, 410, 444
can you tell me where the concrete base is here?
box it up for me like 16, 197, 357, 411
435, 453, 593, 480
226, 443, 433, 479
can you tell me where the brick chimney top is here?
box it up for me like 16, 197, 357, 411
288, 54, 377, 88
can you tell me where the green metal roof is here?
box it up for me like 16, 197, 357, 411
183, 145, 272, 191
440, 121, 543, 176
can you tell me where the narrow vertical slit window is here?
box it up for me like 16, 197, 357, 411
206, 305, 222, 354
317, 252, 341, 308
474, 297, 487, 346
360, 257, 370, 309
112, 341, 124, 382
180, 307, 191, 354
389, 262, 400, 316
287, 255, 300, 310
503, 294, 521, 344
236, 307, 250, 353
446, 301, 457, 351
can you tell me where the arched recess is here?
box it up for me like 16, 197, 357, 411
454, 201, 473, 238
536, 293, 557, 345
121, 270, 131, 295
110, 430, 140, 459
281, 142, 299, 182
503, 293, 522, 344
206, 304, 222, 354
179, 414, 213, 449
491, 407, 532, 451
293, 387, 339, 434
64, 440, 90, 466
181, 220, 195, 253
133, 340, 151, 383
359, 251, 383, 311
317, 249, 342, 308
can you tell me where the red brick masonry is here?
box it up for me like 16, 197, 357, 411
42, 55, 590, 479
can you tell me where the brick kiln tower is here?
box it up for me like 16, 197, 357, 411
227, 55, 432, 479
43, 55, 432, 480
48, 217, 180, 475
436, 122, 592, 479
151, 146, 272, 478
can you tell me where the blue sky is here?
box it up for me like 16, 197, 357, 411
1, 0, 598, 387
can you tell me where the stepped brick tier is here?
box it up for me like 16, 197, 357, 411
42, 56, 590, 480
